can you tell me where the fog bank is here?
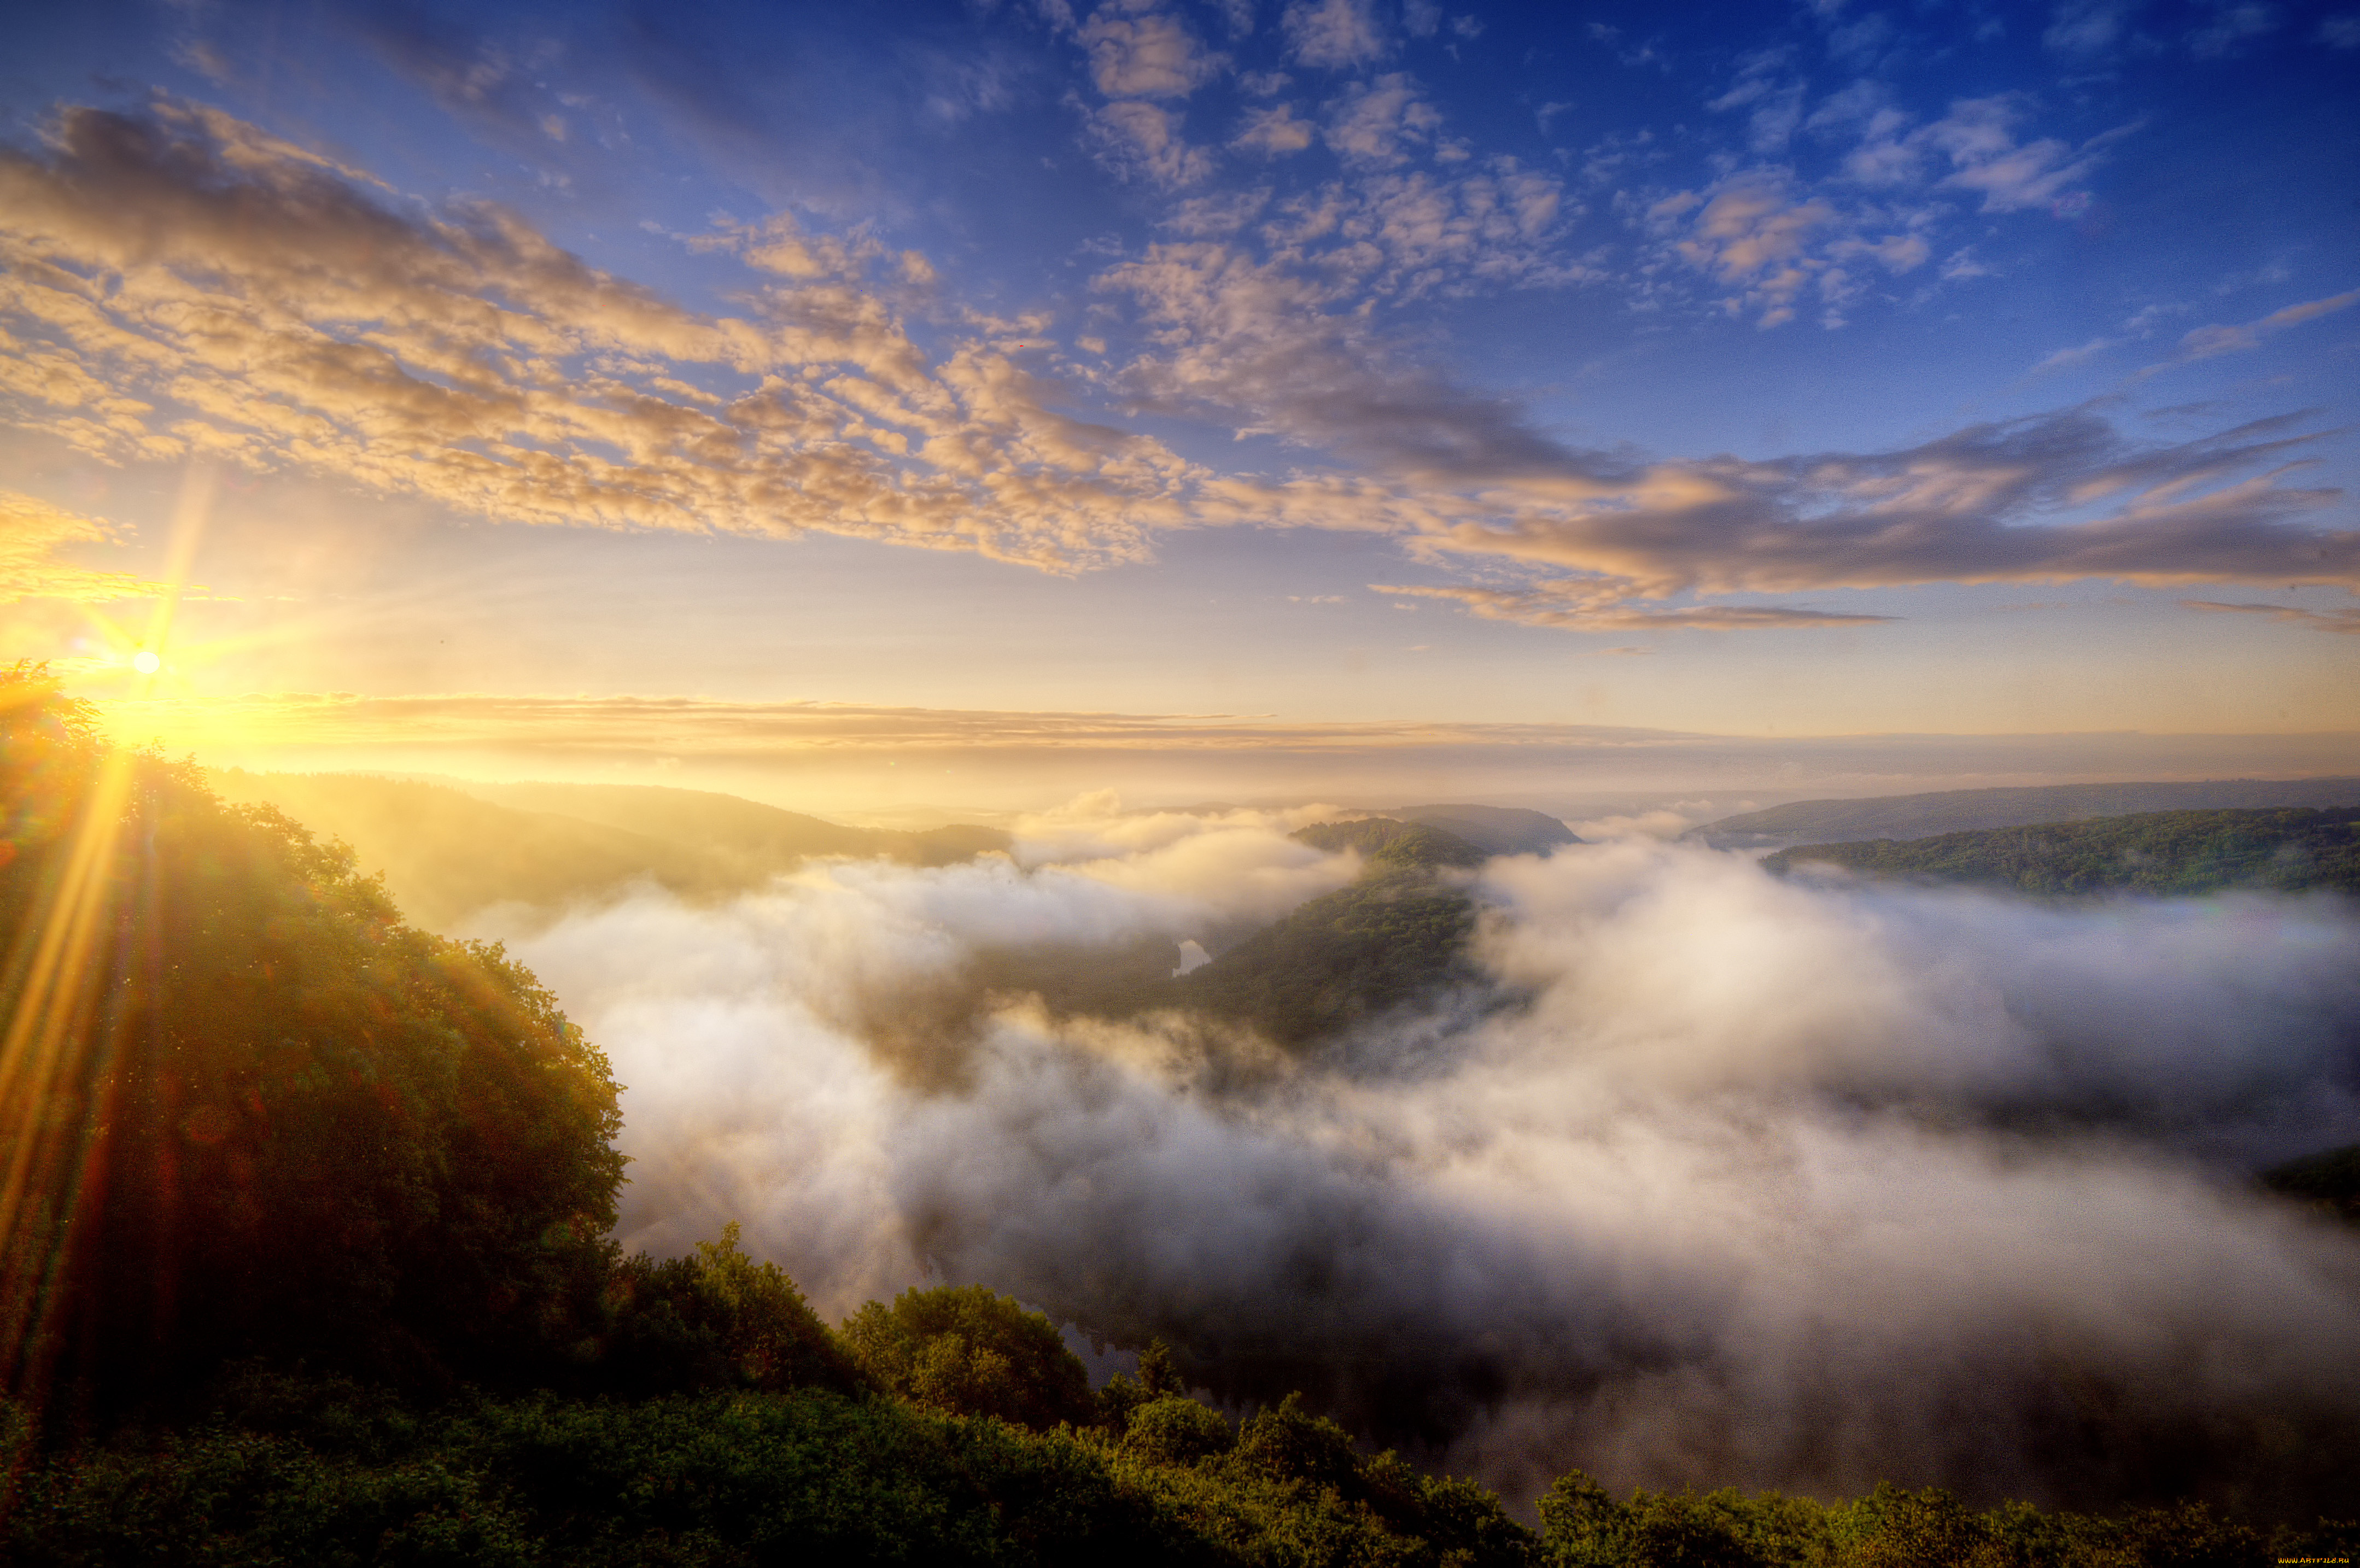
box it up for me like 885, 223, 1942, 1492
483, 803, 2360, 1514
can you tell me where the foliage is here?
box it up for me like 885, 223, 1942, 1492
1532, 1471, 2350, 1568
1, 670, 628, 1409
1763, 808, 2360, 897
1124, 1396, 1235, 1466
840, 1284, 1099, 1431
588, 1224, 868, 1399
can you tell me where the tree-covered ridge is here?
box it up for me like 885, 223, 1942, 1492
1173, 818, 1487, 1045
1289, 816, 1489, 870
1386, 805, 1581, 857
1762, 808, 2360, 896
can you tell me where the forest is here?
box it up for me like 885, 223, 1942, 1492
3, 667, 2355, 1565
1763, 808, 2360, 896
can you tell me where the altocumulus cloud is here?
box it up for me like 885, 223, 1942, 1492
0, 100, 1200, 569
1, 101, 2351, 631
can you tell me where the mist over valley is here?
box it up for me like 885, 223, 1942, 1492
224, 769, 2360, 1518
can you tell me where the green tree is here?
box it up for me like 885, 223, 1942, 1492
841, 1283, 1099, 1430
595, 1222, 864, 1396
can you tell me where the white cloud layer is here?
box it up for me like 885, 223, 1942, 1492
481, 818, 2360, 1514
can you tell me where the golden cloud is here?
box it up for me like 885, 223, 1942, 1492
0, 490, 172, 602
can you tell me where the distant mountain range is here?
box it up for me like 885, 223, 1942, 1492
209, 771, 1010, 931
1692, 779, 2360, 849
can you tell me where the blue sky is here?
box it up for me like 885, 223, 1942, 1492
1, 0, 2356, 806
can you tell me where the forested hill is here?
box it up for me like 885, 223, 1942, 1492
210, 770, 1010, 930
1386, 804, 1580, 856
1695, 777, 2360, 848
1173, 818, 1488, 1044
1763, 808, 2360, 897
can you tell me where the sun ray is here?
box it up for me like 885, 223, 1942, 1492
0, 740, 137, 1395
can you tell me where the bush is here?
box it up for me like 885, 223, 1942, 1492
593, 1224, 864, 1397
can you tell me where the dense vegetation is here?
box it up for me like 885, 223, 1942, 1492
1, 678, 627, 1414
1696, 778, 2360, 848
1763, 807, 2360, 896
4, 671, 2352, 1563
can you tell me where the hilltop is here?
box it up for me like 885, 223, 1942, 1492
1386, 804, 1580, 857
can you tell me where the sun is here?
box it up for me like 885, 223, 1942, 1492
131, 650, 161, 675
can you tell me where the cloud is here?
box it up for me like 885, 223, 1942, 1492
0, 101, 1201, 570
2, 103, 2345, 642
1232, 102, 1316, 156
0, 490, 176, 602
1371, 583, 1897, 632
1407, 409, 2357, 604
1100, 239, 1590, 476
1323, 74, 1444, 165
2179, 598, 2360, 634
1707, 52, 1806, 154
2043, 0, 2143, 54
2186, 0, 2282, 56
482, 830, 2360, 1514
1078, 9, 1224, 98
1084, 99, 1219, 185
2179, 288, 2360, 360
1281, 0, 1386, 68
1645, 172, 1929, 327
102, 690, 1766, 771
1918, 96, 2110, 213
2030, 336, 2119, 375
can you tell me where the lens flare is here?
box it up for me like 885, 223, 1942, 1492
131, 651, 160, 675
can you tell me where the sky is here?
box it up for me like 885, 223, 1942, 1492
2, 0, 2357, 813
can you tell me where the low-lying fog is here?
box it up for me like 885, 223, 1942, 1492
475, 796, 2360, 1515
